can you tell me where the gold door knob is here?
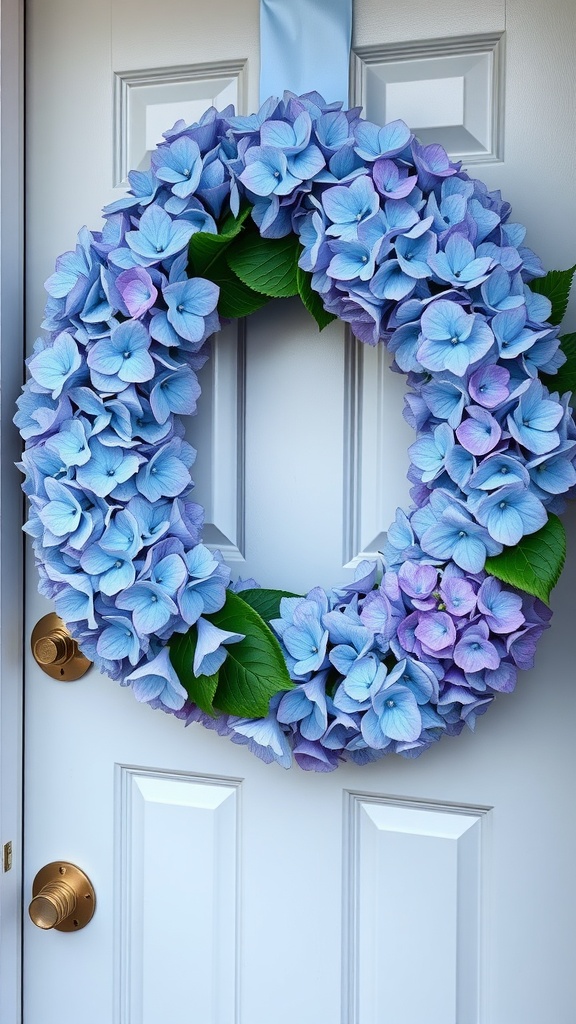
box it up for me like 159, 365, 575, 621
29, 862, 96, 932
31, 613, 91, 681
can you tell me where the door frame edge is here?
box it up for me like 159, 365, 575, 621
0, 0, 25, 1019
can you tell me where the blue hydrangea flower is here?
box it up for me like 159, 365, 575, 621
116, 581, 178, 635
395, 228, 437, 280
136, 438, 194, 503
420, 504, 502, 572
150, 367, 201, 424
228, 713, 292, 769
76, 438, 140, 498
193, 616, 244, 676
81, 541, 136, 596
54, 574, 97, 631
429, 233, 493, 288
276, 672, 329, 741
239, 146, 300, 197
333, 654, 386, 713
354, 119, 412, 162
361, 680, 422, 747
323, 175, 379, 240
163, 277, 219, 346
279, 597, 329, 678
28, 333, 82, 399
475, 484, 547, 545
409, 423, 454, 482
468, 453, 529, 491
125, 204, 194, 265
508, 380, 563, 454
477, 577, 524, 634
87, 321, 155, 388
260, 111, 325, 180
125, 648, 188, 711
527, 444, 576, 496
178, 544, 229, 626
97, 615, 141, 665
418, 300, 495, 375
153, 136, 203, 198
38, 478, 97, 549
45, 418, 91, 468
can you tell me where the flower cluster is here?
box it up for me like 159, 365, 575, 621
172, 559, 552, 770
16, 91, 576, 770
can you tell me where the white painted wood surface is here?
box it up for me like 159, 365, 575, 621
23, 1, 576, 1022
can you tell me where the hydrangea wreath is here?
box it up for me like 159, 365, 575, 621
16, 92, 576, 772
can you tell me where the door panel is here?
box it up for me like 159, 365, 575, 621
24, 1, 576, 1022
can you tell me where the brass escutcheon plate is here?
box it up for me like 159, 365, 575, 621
30, 861, 96, 932
31, 613, 92, 681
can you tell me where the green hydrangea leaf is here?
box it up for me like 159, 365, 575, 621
168, 630, 219, 716
531, 265, 576, 326
236, 587, 301, 623
208, 590, 294, 717
226, 233, 300, 298
188, 205, 252, 276
543, 333, 576, 400
209, 255, 270, 318
485, 514, 566, 605
297, 266, 337, 330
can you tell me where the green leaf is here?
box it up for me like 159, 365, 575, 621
226, 233, 300, 298
484, 514, 567, 605
542, 332, 576, 399
208, 590, 294, 717
236, 587, 300, 623
297, 266, 337, 331
530, 265, 576, 326
168, 630, 219, 716
188, 205, 252, 276
209, 255, 270, 318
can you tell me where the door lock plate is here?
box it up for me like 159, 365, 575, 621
31, 613, 91, 681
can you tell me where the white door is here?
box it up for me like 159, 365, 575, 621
23, 1, 576, 1022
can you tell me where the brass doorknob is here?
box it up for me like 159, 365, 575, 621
31, 613, 91, 680
29, 862, 96, 932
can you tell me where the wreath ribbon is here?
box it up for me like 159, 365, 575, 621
260, 0, 352, 105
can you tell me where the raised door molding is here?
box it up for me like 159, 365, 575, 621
113, 59, 246, 186
343, 792, 490, 1023
115, 766, 241, 1024
352, 33, 505, 165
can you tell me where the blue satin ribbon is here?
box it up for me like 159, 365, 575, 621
260, 0, 352, 106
